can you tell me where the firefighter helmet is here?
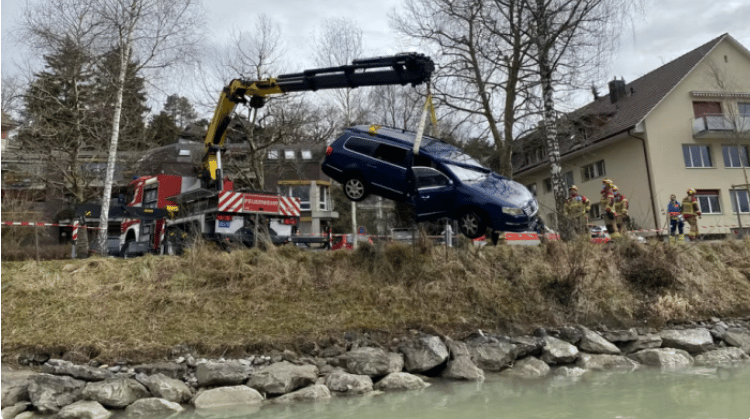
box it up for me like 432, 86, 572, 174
602, 178, 614, 186
687, 188, 696, 195
569, 185, 578, 191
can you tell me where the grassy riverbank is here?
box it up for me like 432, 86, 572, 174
3, 239, 750, 363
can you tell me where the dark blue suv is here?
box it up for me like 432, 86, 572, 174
322, 125, 541, 238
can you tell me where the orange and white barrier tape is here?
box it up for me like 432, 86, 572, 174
2, 221, 104, 230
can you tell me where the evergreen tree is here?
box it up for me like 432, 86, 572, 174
91, 48, 150, 150
163, 94, 197, 129
145, 111, 181, 147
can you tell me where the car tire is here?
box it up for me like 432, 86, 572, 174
458, 210, 486, 239
344, 177, 368, 202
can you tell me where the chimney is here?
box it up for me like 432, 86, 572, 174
608, 77, 627, 103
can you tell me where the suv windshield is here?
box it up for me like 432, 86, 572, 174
445, 163, 487, 183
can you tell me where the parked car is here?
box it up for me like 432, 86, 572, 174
322, 125, 541, 238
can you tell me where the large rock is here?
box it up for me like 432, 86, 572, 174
466, 338, 517, 372
2, 402, 31, 419
139, 373, 192, 403
272, 384, 331, 403
192, 385, 264, 409
694, 347, 750, 366
629, 348, 694, 369
540, 336, 579, 365
619, 334, 662, 354
577, 326, 621, 355
82, 378, 150, 408
502, 356, 550, 378
509, 336, 545, 358
445, 340, 471, 359
602, 329, 638, 343
440, 358, 484, 381
57, 400, 111, 419
659, 329, 715, 354
195, 361, 251, 387
399, 335, 449, 373
27, 373, 85, 413
324, 371, 373, 394
125, 397, 184, 417
339, 347, 402, 377
133, 362, 187, 380
246, 361, 318, 396
2, 370, 33, 408
721, 331, 750, 354
576, 353, 639, 371
374, 372, 428, 391
42, 360, 113, 382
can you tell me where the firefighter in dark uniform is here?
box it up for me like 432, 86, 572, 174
666, 194, 684, 243
600, 179, 620, 239
682, 188, 701, 241
564, 185, 591, 236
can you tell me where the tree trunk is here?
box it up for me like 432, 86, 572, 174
97, 20, 135, 254
535, 0, 569, 239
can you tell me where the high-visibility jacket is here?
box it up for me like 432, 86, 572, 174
614, 195, 628, 216
601, 190, 616, 215
667, 200, 682, 220
565, 194, 591, 217
682, 196, 701, 218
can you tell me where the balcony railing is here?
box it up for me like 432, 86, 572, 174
692, 114, 750, 137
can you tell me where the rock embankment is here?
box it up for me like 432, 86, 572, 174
3, 319, 750, 419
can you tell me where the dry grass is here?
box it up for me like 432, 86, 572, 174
2, 238, 750, 362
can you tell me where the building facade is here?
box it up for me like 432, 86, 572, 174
514, 33, 750, 238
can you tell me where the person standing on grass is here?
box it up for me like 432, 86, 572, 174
600, 179, 620, 239
613, 186, 629, 234
666, 194, 685, 243
564, 185, 591, 236
682, 189, 702, 241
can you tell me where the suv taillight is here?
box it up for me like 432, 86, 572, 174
326, 146, 333, 156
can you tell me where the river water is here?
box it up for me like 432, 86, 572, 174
166, 364, 750, 419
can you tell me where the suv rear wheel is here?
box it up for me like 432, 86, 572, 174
344, 177, 368, 202
459, 210, 486, 239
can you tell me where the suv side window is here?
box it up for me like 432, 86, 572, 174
344, 137, 379, 156
373, 144, 409, 167
414, 167, 451, 189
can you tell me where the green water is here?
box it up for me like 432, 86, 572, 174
174, 365, 750, 419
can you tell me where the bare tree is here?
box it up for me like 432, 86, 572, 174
93, 0, 204, 253
311, 17, 366, 127
392, 0, 538, 176
525, 0, 640, 223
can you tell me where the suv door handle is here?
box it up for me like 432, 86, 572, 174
422, 195, 430, 199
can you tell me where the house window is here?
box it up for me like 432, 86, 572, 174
589, 203, 601, 220
563, 171, 574, 189
682, 145, 712, 168
730, 189, 750, 214
285, 185, 310, 211
581, 160, 606, 181
693, 101, 722, 118
301, 150, 313, 160
738, 102, 750, 115
267, 150, 279, 160
722, 145, 749, 168
284, 150, 295, 160
696, 190, 721, 214
319, 185, 328, 211
525, 183, 537, 197
542, 173, 573, 193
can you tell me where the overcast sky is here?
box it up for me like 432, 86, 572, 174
2, 0, 750, 110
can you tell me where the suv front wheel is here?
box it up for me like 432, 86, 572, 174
344, 177, 368, 202
458, 210, 486, 239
